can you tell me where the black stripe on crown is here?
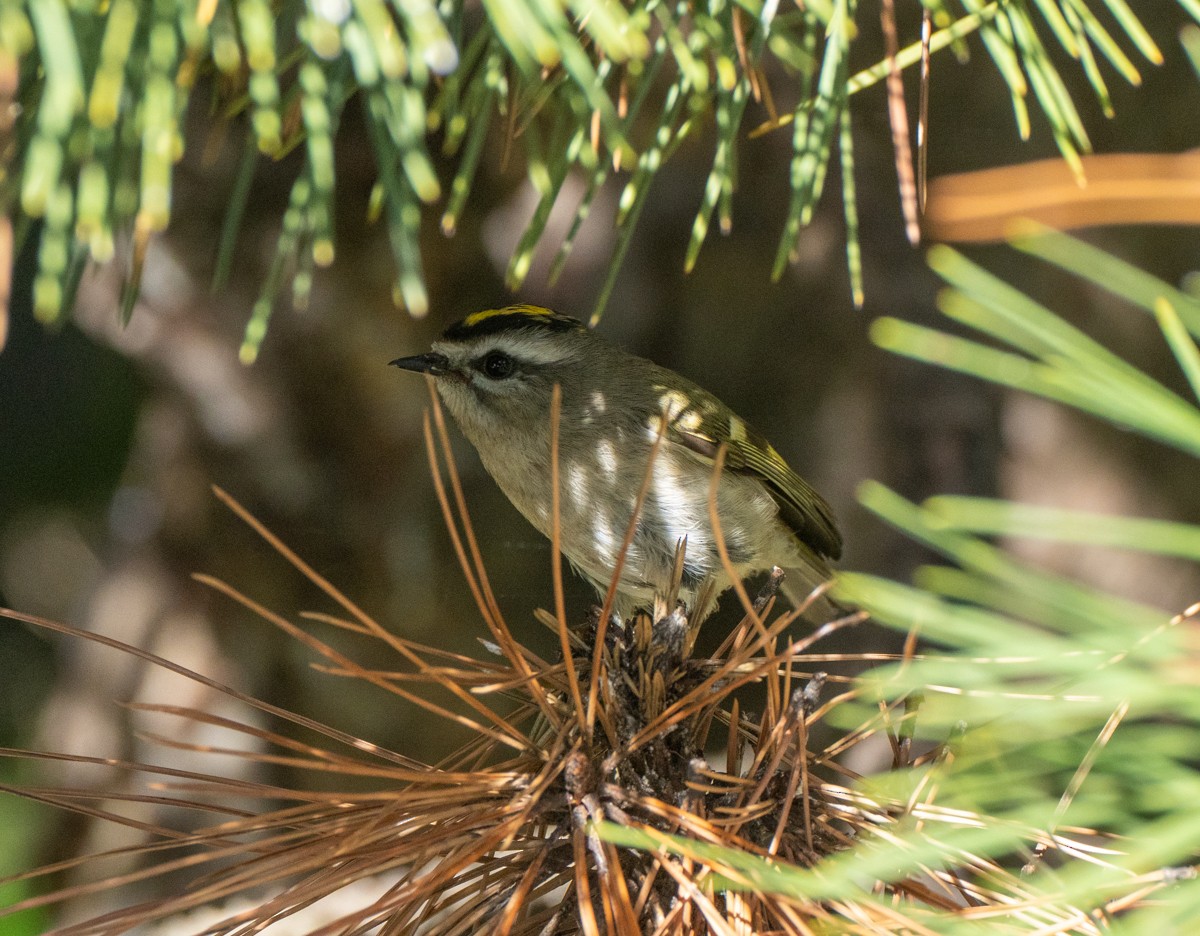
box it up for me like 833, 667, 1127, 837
442, 304, 585, 341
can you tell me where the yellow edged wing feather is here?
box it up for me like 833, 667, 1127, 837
665, 394, 842, 563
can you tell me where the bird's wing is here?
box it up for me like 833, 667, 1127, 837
661, 391, 843, 563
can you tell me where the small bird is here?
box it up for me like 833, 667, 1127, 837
391, 304, 841, 621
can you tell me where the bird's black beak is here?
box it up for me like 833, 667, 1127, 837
390, 352, 451, 376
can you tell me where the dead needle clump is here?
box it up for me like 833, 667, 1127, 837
0, 570, 1175, 934
0, 564, 867, 935
0, 404, 1176, 933
0, 550, 1107, 935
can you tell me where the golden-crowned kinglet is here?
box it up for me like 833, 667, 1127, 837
391, 304, 841, 621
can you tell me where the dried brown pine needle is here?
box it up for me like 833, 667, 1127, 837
2, 397, 1189, 933
0, 527, 1152, 935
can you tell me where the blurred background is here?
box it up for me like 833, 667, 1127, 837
2, 3, 1200, 921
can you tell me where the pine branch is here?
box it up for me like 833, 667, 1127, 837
0, 1, 1189, 354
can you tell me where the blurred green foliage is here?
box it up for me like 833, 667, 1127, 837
1, 0, 1194, 358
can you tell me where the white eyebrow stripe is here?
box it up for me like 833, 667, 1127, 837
434, 332, 582, 369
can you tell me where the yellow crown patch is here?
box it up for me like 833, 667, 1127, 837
462, 304, 556, 329
444, 305, 584, 341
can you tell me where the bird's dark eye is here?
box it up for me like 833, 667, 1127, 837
480, 350, 516, 380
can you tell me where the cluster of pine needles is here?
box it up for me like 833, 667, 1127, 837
0, 392, 1186, 934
